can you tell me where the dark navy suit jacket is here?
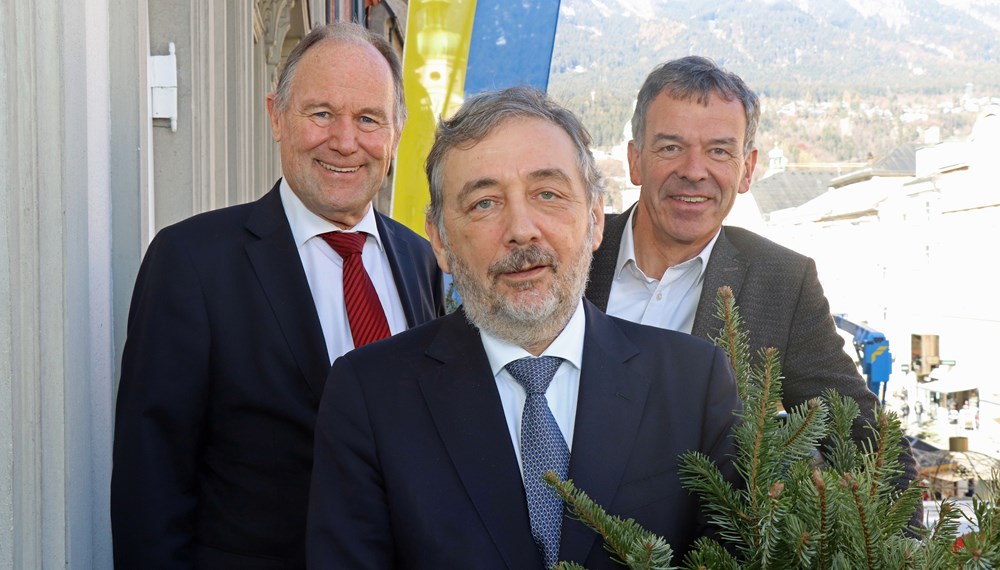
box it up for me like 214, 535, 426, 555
111, 181, 445, 569
307, 301, 741, 569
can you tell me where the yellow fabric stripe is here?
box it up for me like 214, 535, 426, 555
391, 0, 478, 235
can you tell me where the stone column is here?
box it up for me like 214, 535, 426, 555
1, 0, 126, 566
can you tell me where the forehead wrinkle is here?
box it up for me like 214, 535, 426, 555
296, 98, 389, 120
527, 167, 572, 186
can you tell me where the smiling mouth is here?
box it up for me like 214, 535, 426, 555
673, 196, 708, 203
318, 160, 359, 173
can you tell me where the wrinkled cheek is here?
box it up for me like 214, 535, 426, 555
379, 146, 396, 175
360, 134, 393, 158
293, 125, 331, 151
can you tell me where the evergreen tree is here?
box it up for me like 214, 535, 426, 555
547, 286, 1000, 569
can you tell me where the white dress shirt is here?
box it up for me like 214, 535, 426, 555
480, 300, 586, 480
279, 179, 407, 363
606, 207, 720, 334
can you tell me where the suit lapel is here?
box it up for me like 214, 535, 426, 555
417, 311, 543, 569
585, 204, 633, 311
376, 212, 424, 328
693, 227, 748, 340
244, 183, 329, 400
560, 302, 649, 563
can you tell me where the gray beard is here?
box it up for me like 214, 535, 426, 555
445, 226, 593, 350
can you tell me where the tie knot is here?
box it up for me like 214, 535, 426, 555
505, 356, 564, 395
321, 231, 367, 257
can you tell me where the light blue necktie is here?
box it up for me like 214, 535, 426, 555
505, 356, 569, 568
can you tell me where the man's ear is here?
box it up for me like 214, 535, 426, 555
590, 195, 605, 252
265, 93, 283, 142
739, 148, 758, 194
425, 215, 451, 274
627, 140, 642, 186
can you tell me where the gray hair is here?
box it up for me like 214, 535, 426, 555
631, 55, 760, 156
425, 86, 604, 230
272, 22, 406, 132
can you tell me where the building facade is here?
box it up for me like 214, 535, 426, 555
763, 106, 1000, 456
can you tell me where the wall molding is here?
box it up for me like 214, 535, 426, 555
258, 0, 296, 88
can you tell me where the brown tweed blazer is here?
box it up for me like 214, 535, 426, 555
586, 205, 920, 508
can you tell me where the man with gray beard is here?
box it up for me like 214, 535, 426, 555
306, 86, 742, 569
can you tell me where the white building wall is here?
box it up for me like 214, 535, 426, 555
762, 109, 1000, 452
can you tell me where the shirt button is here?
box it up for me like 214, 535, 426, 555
656, 292, 663, 301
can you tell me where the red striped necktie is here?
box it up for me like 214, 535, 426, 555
320, 231, 391, 348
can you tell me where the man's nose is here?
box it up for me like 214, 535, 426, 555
502, 196, 542, 246
326, 118, 361, 154
676, 150, 708, 182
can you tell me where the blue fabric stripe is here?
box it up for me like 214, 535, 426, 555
464, 0, 562, 96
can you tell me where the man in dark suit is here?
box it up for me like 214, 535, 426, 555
584, 56, 918, 503
111, 23, 444, 568
307, 86, 742, 569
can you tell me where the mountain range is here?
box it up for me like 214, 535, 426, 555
548, 0, 1000, 149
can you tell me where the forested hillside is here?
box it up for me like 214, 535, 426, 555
548, 0, 1000, 160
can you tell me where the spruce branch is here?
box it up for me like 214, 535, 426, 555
746, 348, 784, 517
843, 473, 876, 570
812, 469, 829, 570
679, 537, 739, 570
710, 286, 751, 403
678, 451, 752, 546
545, 473, 676, 570
782, 398, 824, 455
554, 563, 588, 570
870, 414, 889, 501
820, 390, 862, 474
550, 286, 1000, 569
759, 480, 789, 568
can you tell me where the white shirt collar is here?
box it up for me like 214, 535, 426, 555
279, 178, 384, 251
480, 300, 586, 375
615, 205, 720, 280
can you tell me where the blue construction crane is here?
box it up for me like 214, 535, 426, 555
833, 314, 892, 405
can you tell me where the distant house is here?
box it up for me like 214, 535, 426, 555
901, 106, 1000, 215
829, 143, 919, 191
750, 169, 837, 222
782, 143, 920, 226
